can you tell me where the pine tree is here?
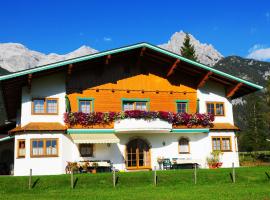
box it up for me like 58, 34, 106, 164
180, 33, 198, 61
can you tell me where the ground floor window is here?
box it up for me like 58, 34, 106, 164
212, 136, 231, 151
79, 144, 94, 157
17, 139, 26, 158
179, 137, 190, 154
31, 138, 58, 157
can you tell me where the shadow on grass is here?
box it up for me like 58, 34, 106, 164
73, 177, 79, 188
32, 178, 40, 189
265, 172, 270, 180
116, 176, 119, 186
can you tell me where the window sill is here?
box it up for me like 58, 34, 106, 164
31, 113, 58, 116
17, 156, 25, 159
213, 150, 232, 152
80, 156, 94, 158
30, 155, 58, 158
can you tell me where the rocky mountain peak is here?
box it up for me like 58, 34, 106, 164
159, 31, 223, 66
0, 43, 98, 72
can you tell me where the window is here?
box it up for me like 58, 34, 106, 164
212, 136, 231, 151
17, 140, 26, 158
79, 100, 92, 113
176, 102, 188, 113
31, 139, 58, 157
122, 100, 148, 111
79, 144, 93, 157
33, 99, 45, 113
46, 99, 58, 114
179, 138, 189, 154
206, 102, 224, 116
32, 98, 58, 114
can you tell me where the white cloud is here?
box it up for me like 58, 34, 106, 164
103, 37, 112, 42
247, 44, 270, 61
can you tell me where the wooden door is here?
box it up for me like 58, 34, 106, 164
126, 139, 151, 169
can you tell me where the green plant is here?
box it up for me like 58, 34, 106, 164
206, 150, 223, 167
92, 162, 99, 169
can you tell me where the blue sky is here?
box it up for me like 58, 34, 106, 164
1, 0, 270, 60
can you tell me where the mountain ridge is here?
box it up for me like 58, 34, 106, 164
0, 31, 223, 73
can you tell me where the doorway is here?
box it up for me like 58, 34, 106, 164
126, 138, 151, 169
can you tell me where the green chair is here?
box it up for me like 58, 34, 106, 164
163, 158, 172, 170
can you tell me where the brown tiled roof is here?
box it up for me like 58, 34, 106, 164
9, 122, 67, 134
210, 123, 240, 131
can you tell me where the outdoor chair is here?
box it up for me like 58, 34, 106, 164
163, 158, 172, 170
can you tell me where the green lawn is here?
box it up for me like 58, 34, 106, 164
0, 167, 270, 200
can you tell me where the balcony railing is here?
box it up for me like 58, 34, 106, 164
64, 110, 214, 128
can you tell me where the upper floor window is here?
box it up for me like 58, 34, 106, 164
206, 102, 224, 116
212, 136, 231, 152
31, 138, 58, 157
122, 99, 149, 111
77, 98, 94, 113
32, 98, 58, 115
79, 100, 92, 113
17, 139, 26, 158
179, 138, 190, 154
176, 101, 188, 113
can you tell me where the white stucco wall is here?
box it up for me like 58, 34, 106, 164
14, 133, 73, 176
111, 131, 239, 171
13, 130, 239, 176
198, 81, 234, 124
20, 72, 66, 126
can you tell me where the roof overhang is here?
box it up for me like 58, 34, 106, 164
0, 42, 263, 90
9, 122, 66, 134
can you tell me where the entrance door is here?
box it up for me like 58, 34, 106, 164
126, 139, 151, 169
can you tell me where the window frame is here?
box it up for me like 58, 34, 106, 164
77, 97, 95, 113
32, 98, 59, 115
79, 143, 94, 157
121, 98, 150, 111
30, 138, 59, 158
175, 100, 189, 113
17, 139, 26, 158
178, 137, 190, 154
206, 102, 225, 116
211, 136, 232, 152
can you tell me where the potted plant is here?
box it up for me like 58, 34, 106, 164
82, 162, 90, 173
91, 162, 99, 174
206, 150, 223, 169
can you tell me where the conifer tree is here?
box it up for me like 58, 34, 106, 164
180, 33, 198, 61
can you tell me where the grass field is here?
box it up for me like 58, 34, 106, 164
0, 166, 270, 200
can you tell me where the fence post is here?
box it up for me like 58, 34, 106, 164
113, 169, 116, 187
232, 162, 235, 183
71, 169, 74, 189
28, 169, 32, 189
194, 164, 197, 184
154, 166, 157, 186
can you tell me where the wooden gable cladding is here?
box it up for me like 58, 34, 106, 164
67, 73, 197, 113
